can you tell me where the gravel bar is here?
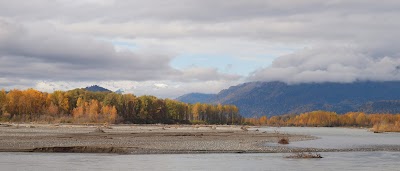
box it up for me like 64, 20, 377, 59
1, 123, 399, 154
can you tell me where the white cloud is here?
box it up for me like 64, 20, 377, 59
154, 83, 168, 89
249, 45, 400, 83
178, 67, 242, 82
1, 0, 400, 97
33, 80, 239, 98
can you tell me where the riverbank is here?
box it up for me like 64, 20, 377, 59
0, 123, 314, 154
1, 123, 400, 154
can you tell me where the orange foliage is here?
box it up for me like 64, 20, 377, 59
72, 98, 117, 124
245, 111, 400, 128
0, 88, 243, 124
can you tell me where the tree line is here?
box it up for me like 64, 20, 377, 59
244, 110, 400, 128
0, 88, 243, 124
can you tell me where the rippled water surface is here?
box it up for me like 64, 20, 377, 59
1, 152, 399, 171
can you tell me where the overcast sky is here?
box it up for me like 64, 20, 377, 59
1, 0, 400, 98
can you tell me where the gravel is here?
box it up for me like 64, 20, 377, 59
1, 123, 398, 154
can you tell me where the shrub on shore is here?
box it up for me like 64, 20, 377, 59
278, 137, 289, 144
92, 127, 105, 133
190, 120, 208, 125
371, 122, 400, 133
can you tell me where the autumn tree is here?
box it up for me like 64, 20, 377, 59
23, 89, 46, 120
166, 99, 179, 120
73, 97, 84, 117
259, 116, 268, 125
100, 105, 117, 123
137, 96, 160, 123
49, 91, 69, 115
0, 88, 243, 124
356, 113, 368, 126
191, 103, 201, 121
0, 89, 6, 116
216, 104, 225, 123
5, 89, 24, 120
117, 94, 137, 123
87, 99, 100, 122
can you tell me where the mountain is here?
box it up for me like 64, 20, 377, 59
176, 93, 216, 104
84, 85, 112, 92
115, 89, 125, 94
177, 81, 400, 117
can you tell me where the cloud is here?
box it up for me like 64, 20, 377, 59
33, 80, 239, 98
0, 17, 241, 97
5, 0, 394, 45
0, 18, 178, 81
1, 0, 400, 97
0, 18, 239, 83
178, 67, 242, 82
154, 83, 168, 89
249, 45, 400, 83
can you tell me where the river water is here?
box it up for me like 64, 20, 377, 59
259, 127, 400, 149
1, 127, 399, 171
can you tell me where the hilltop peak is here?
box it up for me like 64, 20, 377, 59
84, 85, 112, 92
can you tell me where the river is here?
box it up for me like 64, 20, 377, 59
260, 127, 400, 149
1, 127, 399, 171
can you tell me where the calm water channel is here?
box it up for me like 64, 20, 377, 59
260, 127, 400, 149
1, 127, 399, 171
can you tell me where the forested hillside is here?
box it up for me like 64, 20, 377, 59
176, 93, 215, 104
178, 81, 400, 117
85, 85, 112, 92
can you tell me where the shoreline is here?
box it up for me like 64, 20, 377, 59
1, 123, 399, 154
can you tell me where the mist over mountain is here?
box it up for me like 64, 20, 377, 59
176, 93, 216, 104
177, 81, 400, 117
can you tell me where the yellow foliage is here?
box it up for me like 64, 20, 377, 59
247, 111, 400, 128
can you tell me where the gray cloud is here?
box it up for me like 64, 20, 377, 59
0, 18, 239, 84
249, 45, 400, 83
178, 67, 241, 82
0, 18, 175, 80
1, 0, 400, 97
1, 0, 398, 42
1, 1, 399, 22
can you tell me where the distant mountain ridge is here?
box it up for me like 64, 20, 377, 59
176, 81, 400, 117
115, 89, 125, 94
84, 85, 112, 92
176, 93, 216, 104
